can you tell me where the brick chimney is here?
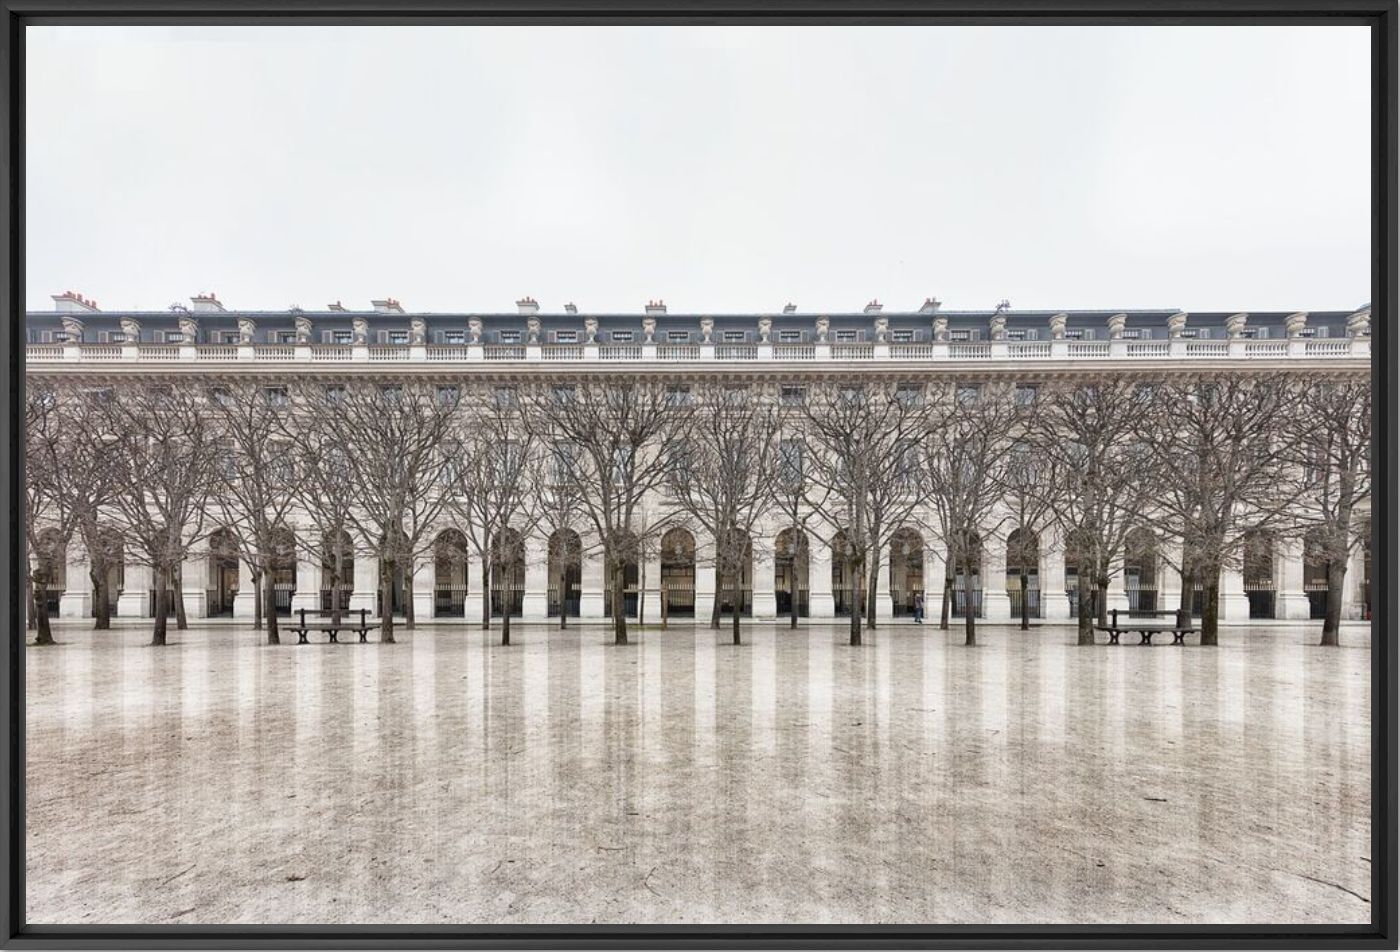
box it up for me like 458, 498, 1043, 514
918, 297, 941, 314
52, 290, 100, 313
864, 300, 882, 315
783, 303, 797, 314
191, 292, 225, 313
564, 303, 578, 315
516, 297, 540, 316
372, 298, 404, 314
645, 300, 667, 316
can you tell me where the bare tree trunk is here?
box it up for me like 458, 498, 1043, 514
263, 567, 280, 645
173, 562, 189, 630
790, 572, 800, 630
380, 559, 397, 644
865, 559, 879, 631
31, 571, 54, 646
152, 566, 169, 646
710, 566, 723, 629
404, 563, 416, 630
638, 556, 646, 627
1076, 581, 1095, 645
611, 560, 628, 645
1179, 568, 1194, 617
939, 563, 952, 630
558, 564, 568, 631
331, 549, 345, 627
251, 568, 264, 631
501, 595, 511, 646
481, 555, 492, 631
1095, 574, 1110, 628
849, 560, 863, 646
731, 572, 742, 645
91, 566, 111, 630
963, 553, 977, 647
1200, 561, 1220, 647
1019, 570, 1030, 630
1321, 559, 1345, 647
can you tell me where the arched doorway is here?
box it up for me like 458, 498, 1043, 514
206, 528, 241, 617
90, 526, 124, 618
1006, 527, 1041, 619
952, 530, 982, 618
433, 529, 469, 617
774, 527, 809, 618
1303, 528, 1329, 620
831, 530, 856, 617
889, 528, 924, 617
268, 526, 297, 617
660, 527, 696, 618
1243, 529, 1277, 619
548, 528, 583, 618
33, 528, 66, 616
1124, 527, 1159, 614
715, 528, 753, 618
491, 528, 525, 618
320, 529, 354, 612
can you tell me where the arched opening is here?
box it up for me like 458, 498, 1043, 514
660, 527, 696, 618
1124, 527, 1159, 614
889, 528, 924, 617
774, 527, 809, 618
90, 526, 124, 618
491, 528, 525, 619
433, 529, 469, 617
1006, 527, 1041, 619
377, 534, 407, 617
320, 529, 354, 612
548, 528, 583, 618
952, 530, 983, 618
268, 526, 297, 617
831, 530, 856, 617
715, 528, 753, 618
1303, 528, 1330, 620
33, 528, 66, 616
604, 552, 641, 619
1243, 529, 1277, 619
206, 527, 241, 617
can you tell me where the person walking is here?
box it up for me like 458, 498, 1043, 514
913, 591, 925, 624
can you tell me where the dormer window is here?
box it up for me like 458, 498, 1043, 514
949, 329, 971, 342
668, 331, 691, 343
723, 330, 746, 343
498, 330, 522, 344
611, 330, 634, 343
277, 331, 297, 344
1064, 328, 1094, 341
835, 330, 858, 343
890, 330, 914, 343
554, 330, 578, 344
164, 331, 185, 344
442, 330, 466, 344
778, 330, 801, 343
386, 330, 409, 345
1006, 328, 1038, 341
331, 330, 352, 344
1122, 328, 1151, 340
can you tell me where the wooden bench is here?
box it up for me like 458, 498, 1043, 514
288, 607, 381, 644
1095, 608, 1197, 645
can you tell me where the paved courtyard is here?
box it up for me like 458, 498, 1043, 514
25, 620, 1372, 925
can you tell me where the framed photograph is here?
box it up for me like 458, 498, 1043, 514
4, 2, 1394, 948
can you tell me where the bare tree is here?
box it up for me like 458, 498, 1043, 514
768, 412, 830, 630
95, 383, 218, 646
209, 380, 302, 644
285, 405, 361, 628
1137, 374, 1304, 646
799, 381, 930, 645
1284, 376, 1371, 646
993, 394, 1062, 631
663, 383, 782, 645
525, 379, 694, 645
1023, 377, 1158, 646
311, 380, 459, 644
25, 384, 77, 645
921, 380, 1021, 646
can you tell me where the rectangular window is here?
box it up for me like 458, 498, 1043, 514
779, 439, 804, 485
277, 332, 298, 344
381, 384, 403, 405
552, 384, 576, 406
331, 330, 352, 344
779, 385, 806, 407
668, 330, 690, 343
263, 386, 289, 408
722, 385, 748, 405
210, 387, 233, 408
778, 330, 801, 343
896, 382, 924, 407
1006, 328, 1039, 341
665, 385, 692, 407
442, 330, 466, 345
324, 384, 345, 405
611, 330, 634, 343
436, 385, 459, 407
386, 331, 409, 345
1014, 384, 1039, 406
552, 442, 577, 484
498, 330, 522, 344
956, 384, 981, 406
890, 330, 914, 343
494, 386, 517, 408
723, 330, 746, 343
109, 332, 129, 344
165, 331, 185, 343
949, 329, 971, 342
554, 330, 578, 344
835, 329, 858, 343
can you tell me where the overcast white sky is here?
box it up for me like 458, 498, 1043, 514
26, 25, 1370, 314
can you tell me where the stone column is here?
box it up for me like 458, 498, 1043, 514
579, 546, 605, 619
1106, 554, 1130, 613
874, 544, 893, 620
1275, 537, 1310, 620
463, 547, 486, 622
1220, 544, 1251, 621
119, 562, 152, 617
1160, 537, 1185, 616
925, 538, 949, 620
694, 535, 717, 625
181, 551, 207, 619
808, 533, 834, 618
59, 540, 92, 618
751, 531, 777, 621
350, 540, 378, 613
522, 533, 549, 621
1341, 544, 1366, 620
412, 553, 435, 621
292, 532, 322, 612
1040, 527, 1069, 620
232, 556, 257, 618
982, 532, 1012, 621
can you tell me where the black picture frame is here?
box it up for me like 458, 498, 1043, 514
1, 2, 1394, 948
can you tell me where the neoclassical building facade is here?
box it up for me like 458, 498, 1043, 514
26, 291, 1373, 625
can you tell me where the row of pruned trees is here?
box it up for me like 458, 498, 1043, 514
25, 371, 1369, 649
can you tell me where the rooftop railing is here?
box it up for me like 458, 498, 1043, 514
25, 336, 1371, 369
